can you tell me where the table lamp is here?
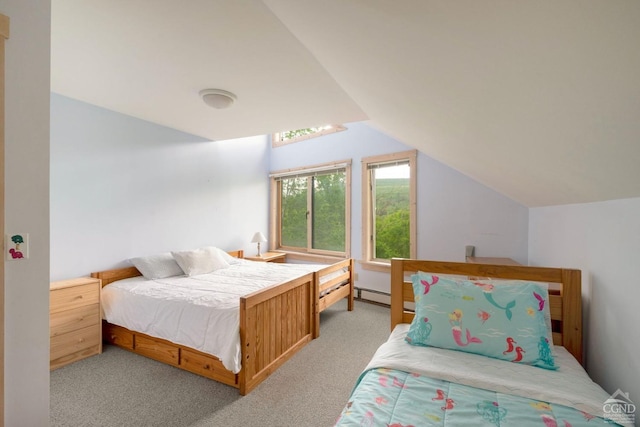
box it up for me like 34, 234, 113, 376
251, 232, 267, 256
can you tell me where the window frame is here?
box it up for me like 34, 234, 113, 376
361, 150, 417, 271
270, 160, 352, 262
272, 125, 346, 148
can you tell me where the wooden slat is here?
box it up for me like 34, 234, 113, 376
268, 297, 276, 363
92, 266, 141, 287
561, 268, 582, 364
401, 312, 414, 325
313, 268, 321, 339
318, 284, 350, 312
319, 272, 350, 293
390, 259, 406, 330
549, 295, 562, 321
275, 295, 283, 354
424, 260, 563, 282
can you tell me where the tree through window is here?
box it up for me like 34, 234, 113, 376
272, 125, 346, 147
271, 160, 351, 258
362, 150, 416, 263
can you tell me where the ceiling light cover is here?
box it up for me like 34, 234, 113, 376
199, 89, 237, 109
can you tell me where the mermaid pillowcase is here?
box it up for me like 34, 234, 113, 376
405, 272, 557, 370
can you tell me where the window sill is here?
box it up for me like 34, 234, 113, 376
358, 260, 391, 273
281, 251, 348, 264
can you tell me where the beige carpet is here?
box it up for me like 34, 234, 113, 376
50, 299, 390, 427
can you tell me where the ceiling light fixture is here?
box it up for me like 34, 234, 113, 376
199, 89, 237, 109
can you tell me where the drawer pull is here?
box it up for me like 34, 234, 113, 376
78, 338, 85, 343
77, 316, 85, 321
203, 364, 210, 370
74, 295, 83, 300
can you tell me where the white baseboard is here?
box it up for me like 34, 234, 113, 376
355, 287, 391, 306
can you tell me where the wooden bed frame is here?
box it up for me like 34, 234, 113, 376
390, 258, 583, 364
92, 250, 354, 394
314, 258, 355, 338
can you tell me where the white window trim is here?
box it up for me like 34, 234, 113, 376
361, 150, 417, 271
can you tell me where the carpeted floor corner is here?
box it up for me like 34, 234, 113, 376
50, 299, 390, 427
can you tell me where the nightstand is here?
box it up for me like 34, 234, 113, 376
245, 251, 287, 263
50, 277, 102, 370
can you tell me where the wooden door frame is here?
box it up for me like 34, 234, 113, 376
0, 12, 9, 426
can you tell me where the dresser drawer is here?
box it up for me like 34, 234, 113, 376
50, 324, 101, 361
50, 282, 100, 313
50, 303, 100, 337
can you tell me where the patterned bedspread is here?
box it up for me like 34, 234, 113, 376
334, 324, 626, 427
335, 368, 616, 426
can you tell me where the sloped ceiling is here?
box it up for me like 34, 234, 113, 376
51, 1, 640, 207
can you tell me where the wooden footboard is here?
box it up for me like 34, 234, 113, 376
239, 272, 315, 394
313, 258, 355, 338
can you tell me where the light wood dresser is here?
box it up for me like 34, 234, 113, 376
50, 277, 102, 370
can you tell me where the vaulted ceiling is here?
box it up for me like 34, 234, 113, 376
51, 1, 640, 207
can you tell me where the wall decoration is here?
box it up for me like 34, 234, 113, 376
6, 233, 29, 261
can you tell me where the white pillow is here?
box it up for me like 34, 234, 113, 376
129, 252, 185, 279
171, 247, 230, 276
207, 246, 241, 265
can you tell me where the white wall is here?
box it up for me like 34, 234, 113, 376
50, 94, 270, 280
529, 197, 640, 413
270, 122, 529, 293
3, 0, 51, 425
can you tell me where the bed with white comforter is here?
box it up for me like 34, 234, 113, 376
102, 260, 338, 373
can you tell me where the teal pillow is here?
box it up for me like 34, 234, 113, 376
405, 273, 557, 369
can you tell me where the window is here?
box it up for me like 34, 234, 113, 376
362, 150, 416, 266
270, 160, 351, 259
272, 125, 346, 147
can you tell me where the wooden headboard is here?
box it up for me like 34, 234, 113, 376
390, 258, 583, 365
92, 249, 244, 287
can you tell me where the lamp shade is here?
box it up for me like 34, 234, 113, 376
251, 232, 267, 244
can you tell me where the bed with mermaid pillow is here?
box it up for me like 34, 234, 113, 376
334, 259, 631, 427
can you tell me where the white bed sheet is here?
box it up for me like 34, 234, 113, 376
365, 324, 630, 425
101, 260, 344, 374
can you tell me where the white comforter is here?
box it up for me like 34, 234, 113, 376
366, 324, 630, 425
101, 260, 329, 373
